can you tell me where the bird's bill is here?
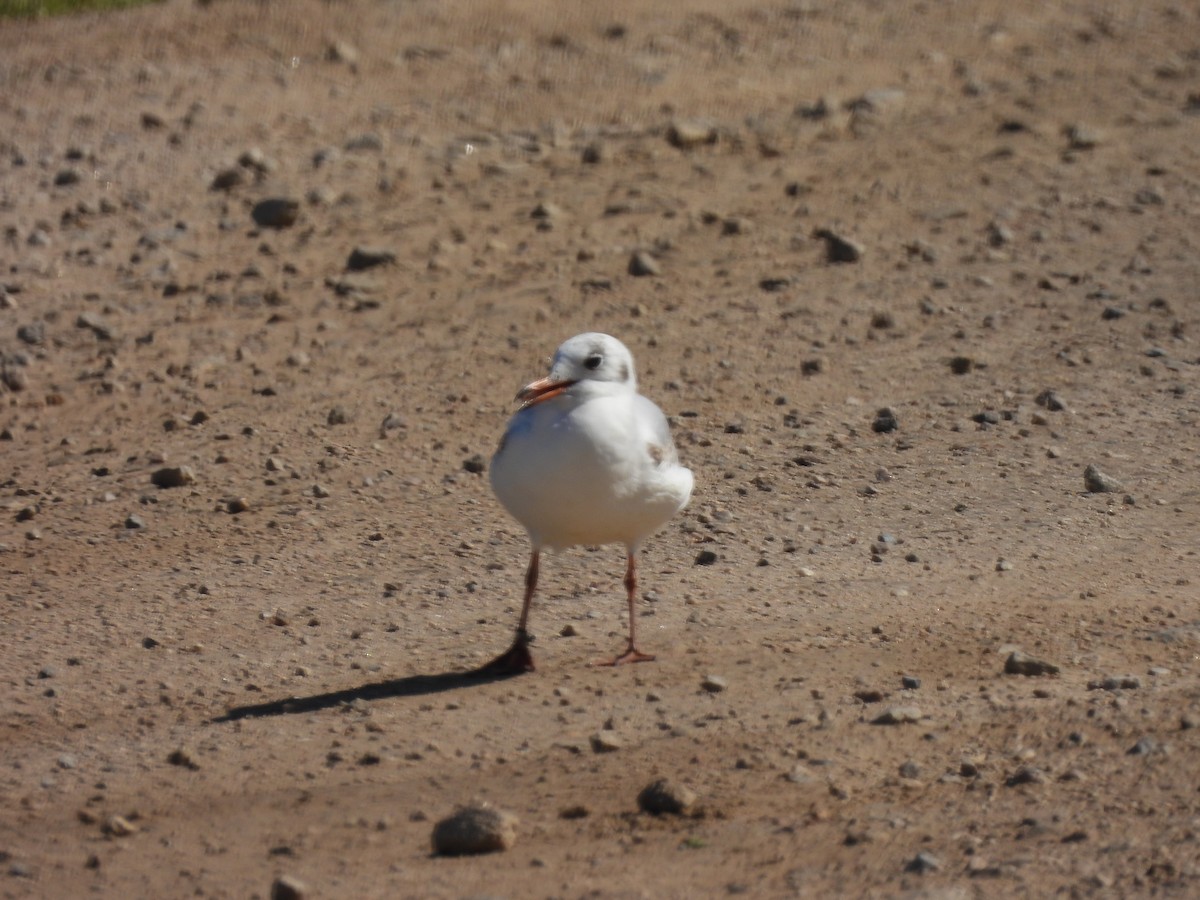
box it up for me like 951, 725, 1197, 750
517, 377, 574, 409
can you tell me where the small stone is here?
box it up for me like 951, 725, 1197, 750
270, 874, 309, 900
125, 514, 146, 529
327, 406, 350, 426
949, 355, 974, 375
1004, 650, 1060, 676
995, 558, 1013, 572
166, 748, 200, 770
17, 322, 44, 345
590, 731, 623, 753
901, 675, 921, 690
814, 228, 863, 263
871, 408, 898, 433
701, 674, 728, 693
251, 198, 300, 229
666, 121, 716, 149
151, 466, 195, 488
1035, 389, 1067, 411
227, 497, 250, 514
76, 312, 115, 340
628, 250, 661, 277
1127, 737, 1157, 756
1005, 765, 1046, 787
1065, 124, 1102, 150
898, 760, 921, 779
210, 168, 244, 191
326, 39, 359, 67
346, 246, 396, 271
694, 549, 718, 566
462, 454, 486, 475
872, 706, 922, 725
905, 851, 941, 874
1083, 464, 1122, 493
103, 815, 138, 837
637, 778, 696, 815
431, 804, 518, 855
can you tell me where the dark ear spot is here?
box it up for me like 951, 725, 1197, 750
647, 443, 664, 465
618, 361, 630, 382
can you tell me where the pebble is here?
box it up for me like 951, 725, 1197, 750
167, 747, 200, 770
1088, 675, 1141, 691
1035, 389, 1067, 411
871, 408, 898, 433
346, 246, 396, 271
227, 497, 250, 514
462, 454, 486, 474
1005, 765, 1046, 787
814, 228, 863, 263
1004, 650, 1060, 676
872, 705, 921, 725
701, 674, 728, 693
1127, 737, 1157, 756
901, 675, 921, 690
666, 120, 716, 149
76, 312, 116, 341
251, 198, 300, 229
103, 814, 138, 836
1083, 464, 1123, 493
125, 514, 146, 529
151, 466, 195, 488
694, 549, 717, 566
904, 851, 941, 874
590, 731, 623, 753
16, 322, 44, 345
431, 804, 518, 855
628, 250, 661, 277
637, 778, 697, 815
270, 874, 309, 900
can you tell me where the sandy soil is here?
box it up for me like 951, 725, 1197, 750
2, 0, 1199, 896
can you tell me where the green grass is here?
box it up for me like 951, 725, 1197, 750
0, 0, 160, 18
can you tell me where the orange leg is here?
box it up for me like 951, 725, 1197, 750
477, 550, 538, 675
595, 552, 656, 667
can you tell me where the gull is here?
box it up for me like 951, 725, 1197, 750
482, 333, 693, 672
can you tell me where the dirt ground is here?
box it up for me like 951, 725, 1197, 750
1, 0, 1198, 896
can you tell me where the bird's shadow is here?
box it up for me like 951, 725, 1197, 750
211, 665, 522, 723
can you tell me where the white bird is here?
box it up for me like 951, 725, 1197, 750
482, 333, 694, 672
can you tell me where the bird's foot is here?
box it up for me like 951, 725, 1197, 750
594, 646, 656, 667
474, 630, 535, 676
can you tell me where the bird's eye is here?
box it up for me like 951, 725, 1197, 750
584, 354, 603, 370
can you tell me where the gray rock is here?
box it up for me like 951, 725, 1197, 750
151, 466, 196, 488
666, 121, 716, 149
16, 323, 44, 345
814, 228, 863, 263
701, 674, 728, 693
1004, 651, 1060, 676
628, 250, 661, 277
637, 778, 696, 815
1083, 464, 1122, 493
251, 198, 300, 229
872, 705, 922, 725
270, 874, 309, 900
431, 804, 518, 855
76, 312, 116, 341
905, 851, 940, 873
347, 246, 396, 271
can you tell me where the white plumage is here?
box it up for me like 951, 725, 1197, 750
483, 333, 693, 671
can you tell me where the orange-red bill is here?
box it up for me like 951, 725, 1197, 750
517, 377, 574, 409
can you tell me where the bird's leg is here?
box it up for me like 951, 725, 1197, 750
476, 550, 539, 675
596, 551, 656, 666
